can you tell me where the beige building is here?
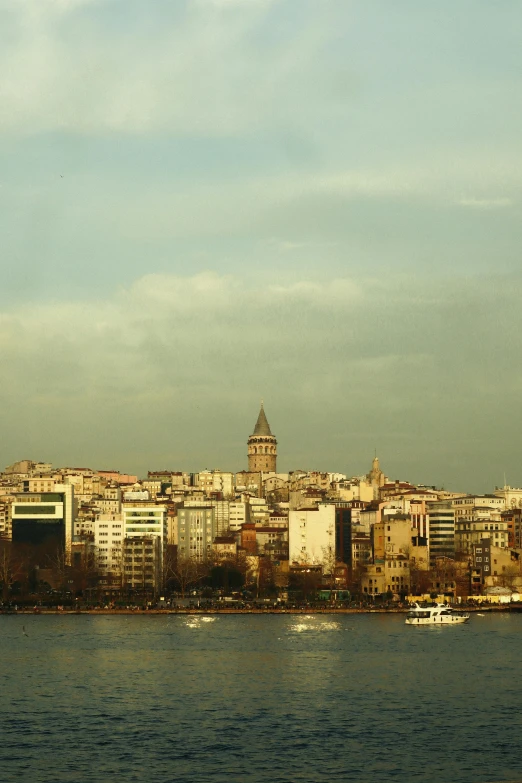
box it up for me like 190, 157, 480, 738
494, 485, 522, 509
213, 536, 237, 560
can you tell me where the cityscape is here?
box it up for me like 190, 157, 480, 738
2, 402, 521, 609
2, 2, 522, 781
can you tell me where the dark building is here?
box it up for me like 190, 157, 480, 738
333, 501, 367, 569
335, 507, 352, 567
11, 488, 74, 565
472, 538, 492, 592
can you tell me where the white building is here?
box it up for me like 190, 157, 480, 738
122, 505, 168, 566
289, 504, 335, 567
229, 502, 249, 532
94, 513, 125, 583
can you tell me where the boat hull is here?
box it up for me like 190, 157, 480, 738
405, 615, 469, 625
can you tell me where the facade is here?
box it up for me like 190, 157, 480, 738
123, 536, 162, 593
11, 484, 75, 563
256, 526, 288, 558
494, 485, 522, 509
427, 501, 455, 563
352, 533, 372, 571
288, 504, 335, 567
176, 504, 216, 561
247, 404, 277, 473
473, 540, 522, 588
334, 506, 352, 566
94, 513, 124, 583
213, 537, 237, 560
229, 502, 249, 532
455, 516, 508, 555
501, 508, 522, 549
122, 504, 168, 555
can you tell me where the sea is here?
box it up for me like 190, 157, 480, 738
1, 612, 521, 783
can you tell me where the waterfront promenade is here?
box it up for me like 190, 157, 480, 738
2, 604, 520, 615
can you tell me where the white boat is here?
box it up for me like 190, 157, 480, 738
405, 602, 470, 625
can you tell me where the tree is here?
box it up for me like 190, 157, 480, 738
164, 548, 208, 599
321, 545, 337, 589
497, 564, 521, 591
207, 561, 245, 592
0, 539, 26, 602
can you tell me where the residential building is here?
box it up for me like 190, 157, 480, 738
228, 502, 250, 532
472, 540, 522, 592
123, 504, 168, 562
213, 536, 237, 560
289, 504, 335, 567
94, 513, 124, 584
123, 536, 162, 593
502, 508, 522, 549
176, 504, 216, 561
455, 514, 508, 555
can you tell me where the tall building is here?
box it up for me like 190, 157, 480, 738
122, 504, 168, 562
11, 484, 75, 564
177, 504, 216, 561
427, 501, 455, 563
247, 403, 277, 473
122, 536, 162, 594
288, 504, 335, 567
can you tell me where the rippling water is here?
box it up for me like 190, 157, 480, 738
1, 613, 521, 783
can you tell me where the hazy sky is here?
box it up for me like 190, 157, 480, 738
1, 0, 521, 491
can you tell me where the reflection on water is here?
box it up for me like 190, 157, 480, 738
289, 616, 341, 633
1, 614, 521, 783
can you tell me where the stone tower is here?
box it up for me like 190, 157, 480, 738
247, 403, 277, 473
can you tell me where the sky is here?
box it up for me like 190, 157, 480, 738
1, 0, 521, 492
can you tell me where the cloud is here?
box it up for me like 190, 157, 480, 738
0, 0, 334, 137
1, 269, 522, 488
457, 197, 514, 209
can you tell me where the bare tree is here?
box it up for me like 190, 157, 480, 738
0, 539, 26, 601
321, 545, 337, 588
497, 564, 521, 591
164, 548, 208, 599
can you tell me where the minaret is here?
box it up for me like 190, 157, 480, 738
247, 403, 277, 472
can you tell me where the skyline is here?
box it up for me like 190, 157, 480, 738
1, 0, 521, 491
2, 395, 519, 496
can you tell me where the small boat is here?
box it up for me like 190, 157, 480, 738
405, 602, 470, 625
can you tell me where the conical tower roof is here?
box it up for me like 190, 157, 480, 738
252, 403, 272, 436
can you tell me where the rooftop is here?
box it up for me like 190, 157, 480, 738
252, 403, 273, 437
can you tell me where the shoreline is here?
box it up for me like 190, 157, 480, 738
2, 605, 521, 615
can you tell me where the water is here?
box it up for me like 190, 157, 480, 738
1, 613, 521, 783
